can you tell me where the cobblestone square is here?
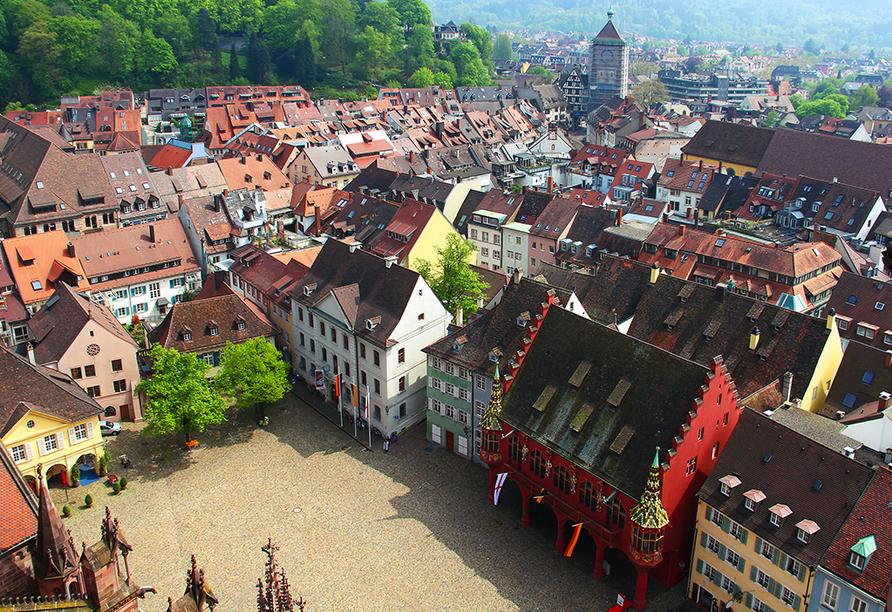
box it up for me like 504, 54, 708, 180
52, 388, 686, 611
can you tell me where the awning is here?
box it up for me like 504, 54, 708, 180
156, 297, 170, 306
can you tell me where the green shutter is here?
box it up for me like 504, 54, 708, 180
746, 594, 753, 608
797, 564, 806, 582
771, 579, 781, 598
738, 557, 746, 573
771, 547, 779, 565
712, 569, 723, 587
755, 536, 763, 554
719, 543, 728, 561
721, 516, 731, 533
778, 552, 789, 570
793, 594, 802, 610
701, 532, 709, 548
697, 558, 704, 575
706, 506, 713, 522
750, 566, 758, 582
740, 529, 749, 546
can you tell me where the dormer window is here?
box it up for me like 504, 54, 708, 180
489, 348, 502, 363
849, 535, 876, 572
304, 283, 316, 296
850, 551, 865, 571
769, 504, 791, 527
744, 489, 765, 512
719, 475, 741, 497
182, 330, 192, 341
365, 316, 381, 331
236, 317, 246, 331
210, 325, 219, 336
795, 520, 819, 544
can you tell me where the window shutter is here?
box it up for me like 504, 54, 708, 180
793, 595, 801, 610
213, 352, 220, 367
697, 559, 704, 575
771, 547, 779, 565
769, 578, 779, 598
797, 564, 806, 582
56, 432, 64, 450
746, 594, 753, 608
721, 517, 731, 533
86, 421, 94, 439
701, 532, 709, 548
37, 437, 46, 456
24, 442, 33, 461
750, 566, 758, 582
737, 557, 746, 573
778, 552, 789, 571
719, 543, 728, 561
740, 529, 749, 546
706, 506, 713, 522
755, 536, 763, 553
68, 427, 77, 445
712, 569, 723, 587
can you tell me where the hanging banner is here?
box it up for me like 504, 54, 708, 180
315, 369, 325, 391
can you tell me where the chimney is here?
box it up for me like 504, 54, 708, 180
166, 166, 173, 175
547, 177, 554, 194
885, 350, 892, 369
678, 225, 686, 236
348, 242, 361, 253
409, 151, 414, 164
718, 161, 723, 173
148, 224, 155, 243
878, 391, 891, 413
455, 305, 464, 327
649, 264, 660, 285
698, 159, 703, 170
826, 307, 836, 331
256, 154, 263, 161
782, 371, 793, 404
477, 295, 485, 310
240, 156, 247, 165
715, 282, 727, 304
615, 208, 623, 226
513, 268, 523, 285
749, 327, 760, 350
26, 342, 35, 365
67, 241, 75, 258
384, 255, 397, 269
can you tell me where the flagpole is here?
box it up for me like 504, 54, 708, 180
353, 381, 358, 438
337, 368, 343, 428
365, 387, 372, 449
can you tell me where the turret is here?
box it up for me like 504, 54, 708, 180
629, 447, 670, 564
34, 464, 84, 600
479, 365, 504, 465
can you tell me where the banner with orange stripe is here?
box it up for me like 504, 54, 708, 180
563, 523, 584, 557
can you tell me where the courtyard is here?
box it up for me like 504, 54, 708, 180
52, 387, 687, 612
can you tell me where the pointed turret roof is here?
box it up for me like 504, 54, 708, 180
480, 365, 503, 431
630, 448, 669, 529
34, 465, 79, 580
595, 11, 624, 42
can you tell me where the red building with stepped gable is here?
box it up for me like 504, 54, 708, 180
479, 307, 743, 609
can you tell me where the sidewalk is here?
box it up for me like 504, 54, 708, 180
289, 380, 377, 451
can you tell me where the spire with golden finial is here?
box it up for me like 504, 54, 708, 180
630, 447, 669, 530
480, 365, 503, 431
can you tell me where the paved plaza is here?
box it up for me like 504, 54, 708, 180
52, 386, 687, 611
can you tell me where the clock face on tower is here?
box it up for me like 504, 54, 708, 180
601, 49, 613, 61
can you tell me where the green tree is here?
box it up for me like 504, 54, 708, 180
229, 43, 240, 81
358, 1, 401, 44
823, 93, 849, 115
760, 109, 779, 128
211, 36, 222, 74
320, 0, 354, 70
387, 0, 430, 30
246, 31, 270, 84
812, 79, 840, 100
631, 79, 669, 107
432, 71, 453, 88
53, 14, 99, 75
492, 33, 511, 61
18, 23, 66, 100
293, 33, 315, 87
631, 60, 657, 76
402, 26, 433, 75
415, 233, 488, 318
96, 5, 138, 81
154, 13, 192, 58
136, 345, 227, 443
215, 338, 289, 418
775, 42, 783, 53
408, 66, 434, 87
195, 7, 216, 51
526, 65, 554, 81
789, 93, 805, 109
848, 84, 878, 111
460, 22, 492, 61
352, 25, 389, 81
796, 98, 845, 119
449, 41, 488, 86
136, 30, 178, 87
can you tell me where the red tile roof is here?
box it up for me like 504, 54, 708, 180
0, 444, 38, 554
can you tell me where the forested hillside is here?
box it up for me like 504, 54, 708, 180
0, 0, 493, 109
427, 0, 892, 51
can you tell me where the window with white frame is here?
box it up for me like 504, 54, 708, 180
785, 557, 801, 577
710, 509, 724, 527
149, 282, 160, 298
850, 596, 868, 612
458, 411, 469, 424
431, 423, 442, 444
458, 366, 469, 380
445, 362, 455, 375
721, 575, 736, 594
457, 436, 468, 456
459, 388, 470, 402
729, 521, 745, 541
430, 357, 441, 370
756, 568, 771, 590
445, 405, 455, 419
760, 540, 775, 560
70, 423, 88, 443
10, 443, 29, 463
702, 562, 718, 582
445, 382, 455, 396
780, 587, 796, 608
752, 596, 768, 612
429, 398, 442, 414
476, 375, 486, 390
429, 377, 441, 390
476, 401, 486, 418
821, 581, 839, 610
201, 353, 214, 366
707, 535, 721, 555
725, 549, 741, 568
43, 433, 59, 453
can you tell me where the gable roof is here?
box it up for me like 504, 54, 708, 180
29, 283, 137, 364
681, 120, 775, 168
757, 128, 892, 196
824, 271, 892, 349
627, 274, 831, 404
699, 409, 874, 567
502, 306, 710, 499
147, 293, 276, 353
819, 467, 892, 599
0, 347, 102, 436
1, 230, 90, 305
291, 239, 426, 347
0, 443, 38, 555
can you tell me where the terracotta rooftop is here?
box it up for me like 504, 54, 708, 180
0, 443, 38, 555
1, 230, 90, 305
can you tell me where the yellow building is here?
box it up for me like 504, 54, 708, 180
0, 348, 105, 487
681, 120, 775, 178
688, 409, 874, 612
800, 312, 843, 413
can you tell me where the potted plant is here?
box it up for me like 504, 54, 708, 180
85, 494, 93, 508
98, 450, 110, 476
70, 465, 80, 487
62, 505, 71, 517
119, 477, 128, 491
112, 481, 121, 494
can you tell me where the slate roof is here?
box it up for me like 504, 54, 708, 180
594, 18, 624, 42
290, 239, 424, 348
539, 256, 655, 324
819, 340, 892, 419
819, 467, 892, 599
699, 409, 874, 568
627, 274, 832, 403
681, 120, 775, 169
824, 272, 892, 349
0, 346, 102, 436
0, 443, 38, 555
757, 128, 892, 195
147, 293, 276, 353
768, 404, 862, 454
502, 306, 710, 499
698, 173, 759, 216
29, 283, 137, 364
424, 277, 572, 378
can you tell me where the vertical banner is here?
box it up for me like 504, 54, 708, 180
315, 369, 325, 391
563, 523, 584, 557
493, 472, 508, 505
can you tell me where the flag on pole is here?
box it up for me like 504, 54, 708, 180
493, 472, 508, 505
333, 374, 341, 397
364, 389, 371, 420
352, 384, 359, 408
563, 523, 584, 557
533, 488, 547, 503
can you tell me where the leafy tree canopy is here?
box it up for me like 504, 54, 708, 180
215, 338, 290, 413
415, 233, 488, 318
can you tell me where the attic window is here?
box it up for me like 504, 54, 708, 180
303, 283, 316, 296
182, 331, 192, 341
719, 474, 741, 497
769, 504, 791, 527
715, 239, 725, 248
236, 318, 246, 331
876, 302, 885, 311
568, 361, 592, 387
744, 489, 765, 512
847, 295, 858, 306
31, 280, 42, 291
210, 325, 219, 336
366, 316, 381, 331
489, 348, 502, 363
517, 311, 531, 328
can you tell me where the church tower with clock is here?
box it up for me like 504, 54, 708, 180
588, 10, 630, 111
